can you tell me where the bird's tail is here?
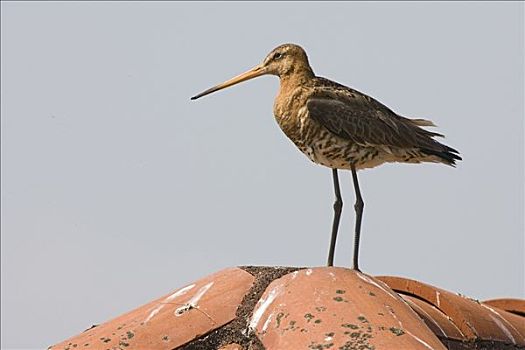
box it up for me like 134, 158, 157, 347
421, 144, 462, 166
409, 118, 437, 127
405, 116, 462, 166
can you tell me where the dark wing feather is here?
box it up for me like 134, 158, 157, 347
306, 79, 461, 164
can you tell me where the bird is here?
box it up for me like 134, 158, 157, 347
191, 43, 461, 270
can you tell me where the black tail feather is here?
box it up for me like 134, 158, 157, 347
422, 145, 462, 166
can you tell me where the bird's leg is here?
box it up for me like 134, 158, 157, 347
350, 164, 364, 271
327, 169, 343, 267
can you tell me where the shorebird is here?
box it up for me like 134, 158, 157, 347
191, 44, 461, 270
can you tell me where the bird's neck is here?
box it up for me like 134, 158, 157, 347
274, 68, 315, 121
278, 67, 315, 92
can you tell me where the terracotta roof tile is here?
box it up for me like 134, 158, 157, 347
49, 267, 525, 350
483, 299, 525, 316
402, 294, 466, 341
377, 275, 525, 347
251, 267, 446, 350
49, 267, 254, 350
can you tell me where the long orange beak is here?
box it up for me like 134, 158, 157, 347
191, 64, 267, 100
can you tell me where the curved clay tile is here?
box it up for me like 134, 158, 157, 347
48, 268, 255, 350
402, 294, 466, 341
250, 267, 446, 350
484, 299, 525, 316
377, 276, 525, 347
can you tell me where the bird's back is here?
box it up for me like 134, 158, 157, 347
273, 76, 461, 170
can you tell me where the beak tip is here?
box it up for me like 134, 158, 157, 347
190, 64, 264, 102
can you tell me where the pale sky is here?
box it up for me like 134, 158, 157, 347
1, 2, 524, 349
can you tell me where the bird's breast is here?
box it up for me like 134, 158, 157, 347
274, 103, 352, 169
273, 87, 306, 142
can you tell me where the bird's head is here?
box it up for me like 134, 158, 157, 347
191, 43, 313, 100
262, 44, 313, 77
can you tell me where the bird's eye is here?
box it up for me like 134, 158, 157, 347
273, 52, 283, 60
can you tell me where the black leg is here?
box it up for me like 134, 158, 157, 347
327, 169, 343, 266
350, 164, 364, 271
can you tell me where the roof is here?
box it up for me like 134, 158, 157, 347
48, 266, 525, 350
377, 276, 525, 349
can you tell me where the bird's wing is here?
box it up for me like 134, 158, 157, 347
306, 87, 443, 150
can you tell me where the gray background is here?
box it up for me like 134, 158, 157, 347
1, 2, 523, 349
